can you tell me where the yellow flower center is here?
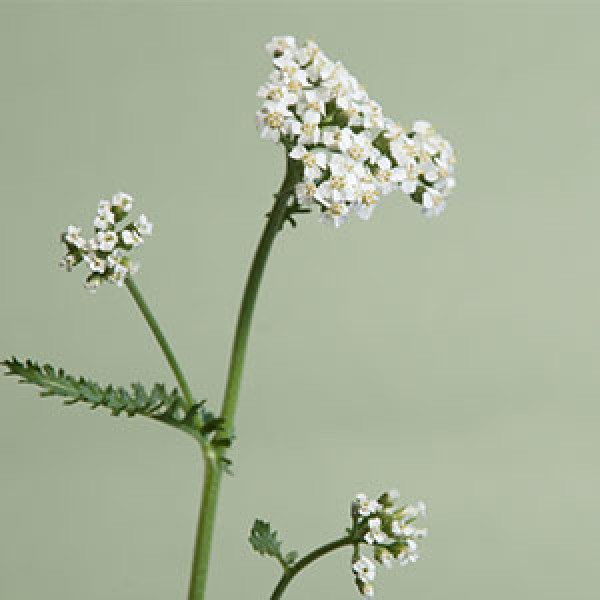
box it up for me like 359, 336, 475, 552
303, 154, 317, 167
266, 112, 284, 129
348, 145, 363, 161
361, 192, 377, 206
267, 88, 283, 101
377, 169, 391, 183
330, 203, 344, 216
330, 176, 345, 190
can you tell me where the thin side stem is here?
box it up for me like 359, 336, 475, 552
187, 155, 301, 600
270, 536, 354, 600
125, 276, 195, 410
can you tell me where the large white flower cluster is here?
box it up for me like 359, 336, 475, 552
60, 192, 152, 293
256, 36, 456, 226
351, 490, 427, 597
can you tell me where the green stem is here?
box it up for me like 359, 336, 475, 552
219, 158, 300, 443
187, 451, 220, 600
270, 536, 354, 600
125, 276, 195, 411
187, 154, 301, 600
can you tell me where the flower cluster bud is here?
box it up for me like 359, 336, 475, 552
351, 490, 427, 597
59, 192, 152, 293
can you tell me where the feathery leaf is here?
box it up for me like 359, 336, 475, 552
1, 357, 221, 444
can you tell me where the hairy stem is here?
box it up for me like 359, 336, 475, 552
187, 155, 302, 600
270, 536, 354, 600
125, 276, 195, 410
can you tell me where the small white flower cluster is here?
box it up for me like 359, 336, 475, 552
256, 36, 456, 226
351, 490, 427, 597
60, 192, 153, 293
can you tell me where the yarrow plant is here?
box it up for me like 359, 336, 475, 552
2, 36, 455, 600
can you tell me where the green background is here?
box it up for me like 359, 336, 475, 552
1, 3, 599, 599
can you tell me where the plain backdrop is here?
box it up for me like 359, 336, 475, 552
1, 3, 599, 600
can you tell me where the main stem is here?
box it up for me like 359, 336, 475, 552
187, 155, 301, 600
270, 536, 354, 600
125, 276, 195, 410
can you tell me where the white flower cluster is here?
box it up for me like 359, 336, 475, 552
60, 192, 153, 293
351, 490, 427, 597
256, 36, 456, 226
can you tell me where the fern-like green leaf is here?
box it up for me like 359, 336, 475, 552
1, 357, 216, 441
